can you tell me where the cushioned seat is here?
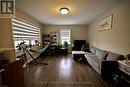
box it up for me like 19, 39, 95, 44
72, 51, 86, 55
72, 51, 87, 60
85, 53, 102, 74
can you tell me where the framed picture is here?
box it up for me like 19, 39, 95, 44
99, 15, 113, 31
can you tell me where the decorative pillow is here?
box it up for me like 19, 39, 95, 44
106, 52, 124, 61
95, 48, 107, 60
90, 47, 96, 54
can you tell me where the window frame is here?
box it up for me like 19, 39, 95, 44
60, 29, 71, 45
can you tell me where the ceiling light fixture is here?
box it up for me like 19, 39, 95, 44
59, 7, 69, 15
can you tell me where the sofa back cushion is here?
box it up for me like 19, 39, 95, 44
90, 47, 96, 54
95, 48, 107, 60
106, 52, 124, 61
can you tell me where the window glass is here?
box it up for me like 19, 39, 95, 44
61, 30, 71, 44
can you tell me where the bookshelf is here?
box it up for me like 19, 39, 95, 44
42, 34, 51, 46
50, 32, 58, 45
42, 32, 58, 54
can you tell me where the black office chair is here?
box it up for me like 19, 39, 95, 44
72, 40, 89, 51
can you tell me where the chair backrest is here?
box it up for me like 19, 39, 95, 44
73, 40, 86, 51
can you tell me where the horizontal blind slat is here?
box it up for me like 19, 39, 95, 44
13, 27, 39, 33
13, 31, 38, 35
12, 19, 39, 30
12, 23, 39, 32
12, 18, 40, 41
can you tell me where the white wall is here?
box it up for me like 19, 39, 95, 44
88, 0, 130, 55
15, 9, 43, 29
0, 18, 16, 62
43, 25, 88, 44
0, 18, 14, 48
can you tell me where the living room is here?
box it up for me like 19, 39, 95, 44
0, 0, 130, 87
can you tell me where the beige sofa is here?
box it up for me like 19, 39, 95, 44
85, 47, 124, 79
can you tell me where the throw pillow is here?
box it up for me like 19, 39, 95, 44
106, 52, 124, 61
95, 48, 107, 60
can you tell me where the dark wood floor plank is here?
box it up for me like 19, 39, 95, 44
24, 54, 115, 87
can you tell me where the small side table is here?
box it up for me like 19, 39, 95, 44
60, 48, 68, 54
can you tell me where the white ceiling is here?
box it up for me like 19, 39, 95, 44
16, 0, 125, 25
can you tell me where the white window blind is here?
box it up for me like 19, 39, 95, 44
61, 30, 71, 44
12, 18, 40, 41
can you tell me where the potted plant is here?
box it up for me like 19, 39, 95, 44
64, 41, 68, 48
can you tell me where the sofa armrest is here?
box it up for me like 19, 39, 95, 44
101, 60, 118, 80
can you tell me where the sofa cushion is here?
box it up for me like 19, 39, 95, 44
106, 52, 124, 61
90, 47, 96, 54
85, 54, 102, 75
95, 48, 107, 60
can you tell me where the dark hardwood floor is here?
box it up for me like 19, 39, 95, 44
24, 54, 115, 87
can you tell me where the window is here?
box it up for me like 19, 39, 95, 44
12, 18, 40, 48
61, 30, 71, 44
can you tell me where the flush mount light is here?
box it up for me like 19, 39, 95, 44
59, 7, 69, 15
